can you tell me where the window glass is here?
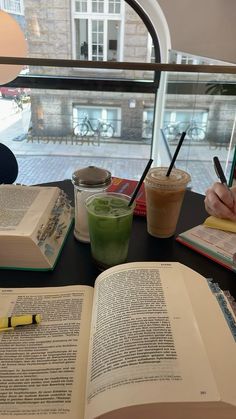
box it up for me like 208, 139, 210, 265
109, 0, 121, 14
74, 0, 122, 63
1, 0, 23, 14
162, 61, 236, 193
75, 0, 88, 13
92, 0, 104, 13
163, 110, 208, 142
2, 1, 156, 81
0, 1, 158, 188
73, 105, 121, 136
75, 19, 89, 59
142, 108, 154, 139
91, 20, 104, 60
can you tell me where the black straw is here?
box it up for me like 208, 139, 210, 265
166, 132, 186, 177
128, 158, 153, 207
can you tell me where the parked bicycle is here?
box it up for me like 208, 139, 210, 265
74, 114, 114, 138
163, 120, 206, 142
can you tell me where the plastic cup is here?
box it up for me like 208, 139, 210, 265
144, 167, 191, 238
85, 192, 135, 270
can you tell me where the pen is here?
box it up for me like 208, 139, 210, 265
213, 156, 228, 186
0, 314, 41, 332
213, 156, 235, 204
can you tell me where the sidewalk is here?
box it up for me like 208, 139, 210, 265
16, 138, 151, 184
12, 139, 232, 194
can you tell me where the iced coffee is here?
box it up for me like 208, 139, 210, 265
145, 167, 191, 238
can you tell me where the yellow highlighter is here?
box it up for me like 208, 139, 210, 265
0, 314, 41, 332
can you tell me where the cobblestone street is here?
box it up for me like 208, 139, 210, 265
1, 118, 233, 195
16, 154, 150, 185
14, 140, 233, 195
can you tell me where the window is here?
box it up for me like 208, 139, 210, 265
92, 20, 104, 61
163, 110, 208, 141
142, 108, 154, 139
169, 51, 209, 65
92, 0, 104, 13
0, 0, 160, 187
109, 0, 121, 13
74, 0, 123, 61
0, 0, 23, 14
73, 105, 121, 136
75, 1, 87, 13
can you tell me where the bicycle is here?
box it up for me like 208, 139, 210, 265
74, 115, 114, 138
163, 121, 206, 142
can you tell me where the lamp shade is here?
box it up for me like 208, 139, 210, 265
0, 10, 27, 85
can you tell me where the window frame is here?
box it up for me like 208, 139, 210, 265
0, 0, 24, 15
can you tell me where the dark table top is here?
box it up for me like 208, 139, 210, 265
0, 180, 235, 299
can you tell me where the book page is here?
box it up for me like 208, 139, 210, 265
204, 215, 236, 233
180, 265, 236, 406
0, 185, 58, 236
85, 262, 220, 419
179, 224, 236, 266
0, 285, 94, 419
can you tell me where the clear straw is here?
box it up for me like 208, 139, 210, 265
166, 132, 186, 177
128, 158, 153, 207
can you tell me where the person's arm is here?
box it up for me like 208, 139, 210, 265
204, 182, 236, 220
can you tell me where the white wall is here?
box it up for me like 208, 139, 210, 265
156, 0, 236, 64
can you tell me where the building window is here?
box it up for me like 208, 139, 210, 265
142, 108, 154, 139
75, 1, 88, 13
169, 51, 207, 65
92, 20, 104, 61
109, 0, 121, 13
92, 0, 104, 13
73, 105, 121, 137
73, 0, 123, 61
163, 110, 208, 142
1, 0, 23, 14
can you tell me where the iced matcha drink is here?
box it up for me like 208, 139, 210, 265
85, 192, 135, 270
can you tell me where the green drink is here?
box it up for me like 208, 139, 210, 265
85, 192, 135, 270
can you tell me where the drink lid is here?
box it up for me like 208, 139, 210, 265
145, 167, 191, 189
72, 166, 111, 188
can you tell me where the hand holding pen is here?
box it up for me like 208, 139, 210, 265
213, 156, 235, 203
213, 156, 231, 191
204, 157, 236, 220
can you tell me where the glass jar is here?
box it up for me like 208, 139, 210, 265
72, 166, 111, 242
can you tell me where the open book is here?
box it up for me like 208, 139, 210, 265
0, 262, 235, 419
0, 184, 73, 270
176, 224, 236, 272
